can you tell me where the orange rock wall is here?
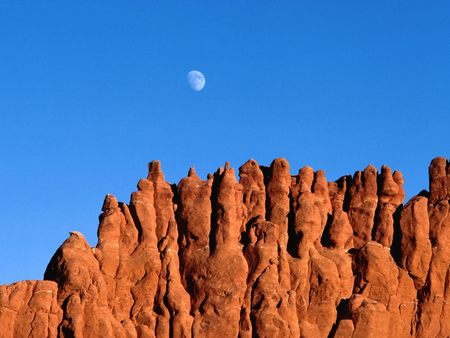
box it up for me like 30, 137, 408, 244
1, 157, 449, 337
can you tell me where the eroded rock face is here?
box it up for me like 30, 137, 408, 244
44, 231, 127, 337
0, 280, 61, 338
1, 157, 449, 337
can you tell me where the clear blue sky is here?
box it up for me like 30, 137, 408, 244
0, 1, 449, 284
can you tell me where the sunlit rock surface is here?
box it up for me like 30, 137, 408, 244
1, 157, 449, 337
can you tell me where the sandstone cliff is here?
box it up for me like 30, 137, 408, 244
1, 157, 449, 337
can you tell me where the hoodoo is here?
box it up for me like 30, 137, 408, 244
1, 157, 449, 337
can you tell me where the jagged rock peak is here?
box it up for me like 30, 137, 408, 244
0, 156, 448, 338
148, 159, 165, 182
187, 166, 199, 179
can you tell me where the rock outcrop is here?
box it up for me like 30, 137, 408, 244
0, 280, 61, 338
1, 157, 449, 337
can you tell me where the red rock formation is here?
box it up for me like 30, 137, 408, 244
416, 158, 450, 337
1, 157, 449, 337
0, 280, 61, 338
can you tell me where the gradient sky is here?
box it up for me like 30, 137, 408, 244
0, 1, 449, 284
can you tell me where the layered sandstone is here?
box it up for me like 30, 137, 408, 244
1, 157, 449, 337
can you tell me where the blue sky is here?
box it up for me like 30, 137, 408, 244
0, 1, 449, 284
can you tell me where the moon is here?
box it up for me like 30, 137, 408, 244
187, 70, 206, 91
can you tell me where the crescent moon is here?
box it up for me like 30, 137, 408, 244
187, 70, 206, 91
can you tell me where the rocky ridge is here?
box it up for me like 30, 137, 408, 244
1, 157, 449, 337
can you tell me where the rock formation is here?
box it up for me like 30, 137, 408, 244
1, 157, 449, 337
